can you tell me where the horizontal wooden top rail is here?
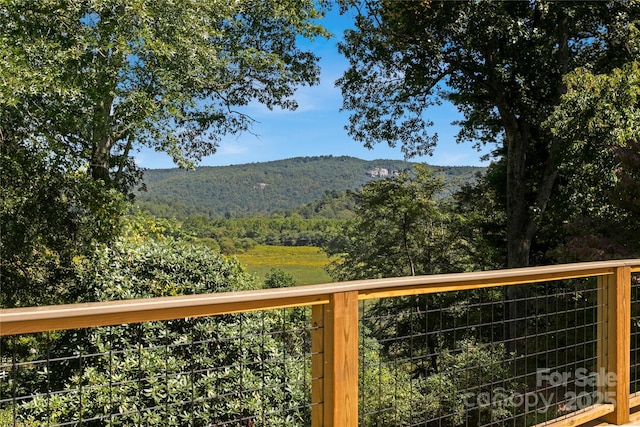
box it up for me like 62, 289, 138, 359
1, 259, 639, 336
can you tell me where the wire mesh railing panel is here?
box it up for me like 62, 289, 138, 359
0, 307, 315, 426
630, 272, 640, 396
358, 278, 606, 427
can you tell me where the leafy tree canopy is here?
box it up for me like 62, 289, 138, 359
337, 0, 640, 266
324, 165, 458, 280
1, 0, 330, 192
546, 62, 640, 261
0, 139, 126, 307
0, 0, 330, 305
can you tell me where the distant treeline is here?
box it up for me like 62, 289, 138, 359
178, 189, 356, 253
182, 214, 345, 254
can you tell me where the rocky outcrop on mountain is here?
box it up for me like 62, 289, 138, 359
366, 167, 389, 177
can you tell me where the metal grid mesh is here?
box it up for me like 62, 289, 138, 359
630, 272, 640, 396
0, 307, 315, 426
1, 272, 631, 426
358, 278, 607, 427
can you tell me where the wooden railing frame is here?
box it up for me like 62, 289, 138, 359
600, 266, 631, 425
1, 259, 640, 426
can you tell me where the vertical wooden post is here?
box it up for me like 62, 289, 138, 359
311, 304, 324, 427
322, 291, 359, 427
599, 266, 631, 425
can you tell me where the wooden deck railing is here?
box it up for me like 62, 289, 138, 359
2, 259, 640, 426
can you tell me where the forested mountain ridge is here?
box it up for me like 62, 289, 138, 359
135, 156, 485, 218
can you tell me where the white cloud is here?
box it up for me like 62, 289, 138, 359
217, 141, 250, 156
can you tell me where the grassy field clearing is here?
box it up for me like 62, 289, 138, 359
235, 245, 334, 286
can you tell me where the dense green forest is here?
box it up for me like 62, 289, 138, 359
135, 156, 484, 218
136, 157, 484, 255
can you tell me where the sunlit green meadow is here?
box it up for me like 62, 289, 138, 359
235, 245, 334, 285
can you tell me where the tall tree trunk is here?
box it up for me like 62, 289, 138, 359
487, 4, 568, 355
90, 139, 112, 182
495, 97, 534, 269
90, 94, 114, 183
502, 119, 531, 355
402, 212, 416, 276
501, 118, 560, 358
506, 138, 532, 269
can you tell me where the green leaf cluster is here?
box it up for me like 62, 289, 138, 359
324, 165, 479, 280
545, 62, 640, 261
3, 219, 311, 425
1, 0, 329, 189
0, 139, 127, 308
336, 0, 640, 266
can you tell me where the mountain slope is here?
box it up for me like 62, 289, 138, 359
135, 156, 484, 218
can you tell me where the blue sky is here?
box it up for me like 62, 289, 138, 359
135, 7, 492, 170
